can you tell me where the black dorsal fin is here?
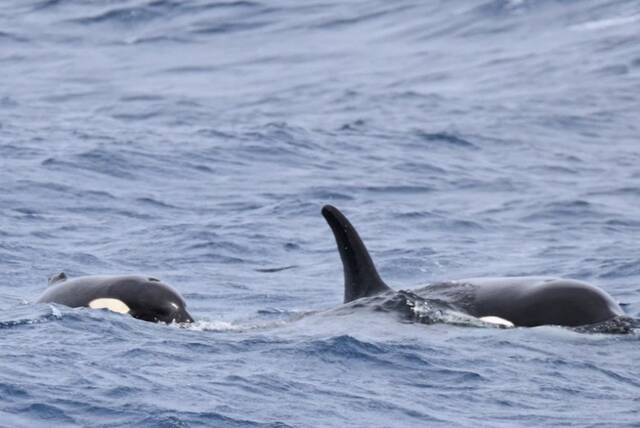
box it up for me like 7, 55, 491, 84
48, 272, 67, 286
322, 205, 392, 303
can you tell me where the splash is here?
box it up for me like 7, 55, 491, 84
573, 316, 638, 335
0, 304, 62, 329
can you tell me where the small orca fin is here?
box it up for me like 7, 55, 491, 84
47, 272, 68, 286
322, 205, 392, 303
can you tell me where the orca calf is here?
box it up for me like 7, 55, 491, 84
37, 273, 194, 324
322, 205, 626, 329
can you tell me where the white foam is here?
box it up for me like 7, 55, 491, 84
572, 15, 640, 31
49, 305, 62, 319
183, 319, 291, 332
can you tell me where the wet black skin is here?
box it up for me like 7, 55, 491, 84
322, 205, 624, 328
37, 273, 194, 324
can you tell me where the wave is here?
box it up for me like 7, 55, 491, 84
0, 304, 62, 329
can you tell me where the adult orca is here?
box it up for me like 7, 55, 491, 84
37, 273, 194, 324
322, 205, 626, 329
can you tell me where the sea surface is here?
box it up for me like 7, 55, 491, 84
1, 0, 640, 426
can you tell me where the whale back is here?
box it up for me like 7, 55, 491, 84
38, 275, 194, 324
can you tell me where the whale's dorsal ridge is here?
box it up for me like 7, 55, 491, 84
47, 272, 68, 286
322, 205, 392, 303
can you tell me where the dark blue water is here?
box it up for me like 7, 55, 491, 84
2, 0, 640, 426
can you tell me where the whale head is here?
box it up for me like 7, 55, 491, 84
107, 276, 194, 324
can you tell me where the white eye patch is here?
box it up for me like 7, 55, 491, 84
89, 298, 130, 314
479, 316, 515, 327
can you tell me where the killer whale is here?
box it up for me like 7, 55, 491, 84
322, 205, 625, 328
37, 273, 194, 324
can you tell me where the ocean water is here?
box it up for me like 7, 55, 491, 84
2, 0, 640, 426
